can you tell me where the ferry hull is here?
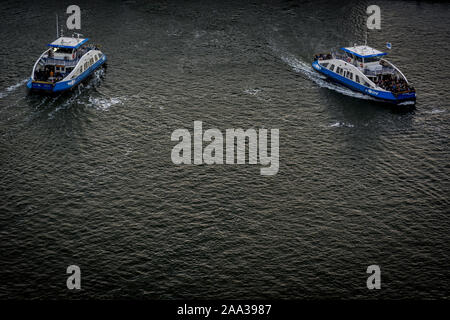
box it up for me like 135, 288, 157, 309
312, 61, 416, 104
27, 54, 107, 93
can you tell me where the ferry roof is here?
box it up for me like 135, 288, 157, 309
47, 37, 89, 49
341, 45, 387, 58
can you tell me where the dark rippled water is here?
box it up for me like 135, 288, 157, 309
0, 0, 449, 299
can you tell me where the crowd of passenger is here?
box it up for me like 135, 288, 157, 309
34, 68, 64, 82
374, 75, 415, 94
314, 53, 332, 61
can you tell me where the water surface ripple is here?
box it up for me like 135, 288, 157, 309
0, 0, 449, 299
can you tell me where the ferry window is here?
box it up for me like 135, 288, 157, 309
55, 47, 73, 54
329, 64, 335, 71
364, 56, 381, 63
348, 73, 353, 80
322, 63, 329, 68
355, 75, 360, 83
343, 71, 347, 77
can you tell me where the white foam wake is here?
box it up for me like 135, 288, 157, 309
87, 97, 124, 111
0, 78, 28, 99
273, 46, 375, 101
47, 68, 110, 118
243, 88, 272, 102
425, 108, 445, 114
398, 101, 415, 106
244, 88, 261, 96
328, 121, 354, 128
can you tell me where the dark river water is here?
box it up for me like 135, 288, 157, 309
0, 0, 449, 299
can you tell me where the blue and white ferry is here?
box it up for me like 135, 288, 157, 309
27, 34, 107, 93
312, 45, 416, 104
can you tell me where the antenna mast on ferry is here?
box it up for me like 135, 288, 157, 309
56, 14, 59, 38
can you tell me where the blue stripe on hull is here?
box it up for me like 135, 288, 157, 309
311, 61, 416, 104
27, 54, 107, 93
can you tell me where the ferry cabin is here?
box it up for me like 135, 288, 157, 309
28, 36, 106, 92
33, 37, 89, 83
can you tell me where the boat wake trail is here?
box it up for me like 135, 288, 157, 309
328, 121, 354, 128
398, 101, 416, 106
46, 68, 114, 118
272, 46, 375, 101
86, 97, 125, 111
45, 68, 126, 118
0, 78, 28, 99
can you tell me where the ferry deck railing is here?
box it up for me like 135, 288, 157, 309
363, 67, 395, 76
40, 46, 98, 67
330, 51, 396, 76
42, 57, 80, 67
